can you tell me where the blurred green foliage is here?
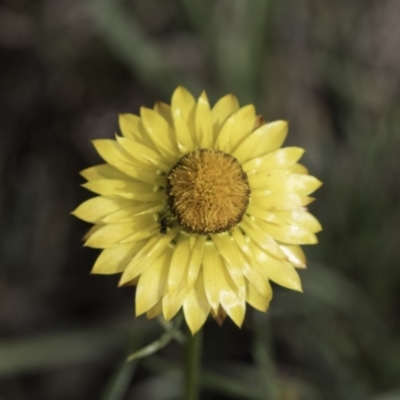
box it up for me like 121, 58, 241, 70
0, 0, 400, 399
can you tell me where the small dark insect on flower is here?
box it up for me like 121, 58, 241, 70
159, 217, 169, 234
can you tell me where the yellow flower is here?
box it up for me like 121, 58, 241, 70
72, 86, 322, 334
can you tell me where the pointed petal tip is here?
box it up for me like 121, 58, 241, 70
293, 283, 303, 293
135, 305, 146, 318
232, 317, 245, 329
311, 236, 319, 244
184, 312, 207, 335
198, 90, 208, 100
272, 119, 288, 128
90, 268, 109, 275
187, 324, 199, 336
173, 85, 189, 96
78, 170, 89, 179
118, 276, 127, 287
91, 138, 102, 146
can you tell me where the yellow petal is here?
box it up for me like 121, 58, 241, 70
119, 229, 179, 285
280, 245, 306, 268
214, 110, 235, 152
163, 256, 190, 321
215, 105, 256, 153
108, 158, 165, 185
93, 138, 165, 182
80, 164, 130, 181
211, 233, 246, 295
230, 227, 272, 297
84, 216, 158, 248
140, 107, 179, 159
91, 241, 143, 274
119, 114, 142, 141
120, 225, 160, 244
171, 86, 196, 153
289, 163, 309, 174
187, 235, 206, 288
232, 121, 288, 163
154, 101, 173, 126
262, 174, 322, 195
72, 196, 131, 223
171, 86, 196, 121
119, 115, 155, 149
246, 280, 272, 312
183, 271, 211, 334
275, 210, 322, 233
195, 91, 213, 148
92, 139, 137, 169
248, 121, 288, 160
246, 204, 278, 223
121, 276, 139, 287
167, 236, 190, 295
247, 169, 290, 189
240, 217, 286, 259
162, 288, 188, 321
101, 203, 164, 224
253, 218, 318, 245
202, 242, 222, 313
116, 136, 171, 172
85, 223, 133, 248
229, 105, 256, 150
83, 224, 102, 241
135, 246, 172, 316
173, 112, 195, 153
243, 147, 304, 174
247, 207, 321, 235
249, 242, 303, 292
146, 300, 163, 319
251, 192, 314, 210
217, 262, 246, 328
211, 93, 239, 133
82, 179, 165, 202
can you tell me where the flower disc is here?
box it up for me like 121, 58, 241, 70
166, 149, 250, 235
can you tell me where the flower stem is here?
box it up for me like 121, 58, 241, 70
184, 330, 203, 400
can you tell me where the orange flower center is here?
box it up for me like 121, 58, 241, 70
166, 149, 250, 235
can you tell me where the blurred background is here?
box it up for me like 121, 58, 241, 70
1, 0, 400, 399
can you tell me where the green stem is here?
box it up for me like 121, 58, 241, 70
184, 330, 203, 400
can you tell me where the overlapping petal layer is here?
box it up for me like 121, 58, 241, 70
73, 86, 322, 334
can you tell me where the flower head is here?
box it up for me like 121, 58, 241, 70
73, 87, 322, 334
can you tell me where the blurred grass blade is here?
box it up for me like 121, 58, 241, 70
366, 390, 400, 400
304, 263, 389, 340
143, 356, 262, 399
0, 317, 153, 376
253, 314, 279, 400
126, 315, 184, 362
101, 329, 147, 400
158, 316, 186, 344
86, 0, 196, 96
101, 355, 138, 400
213, 0, 272, 103
202, 371, 261, 400
179, 0, 211, 35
